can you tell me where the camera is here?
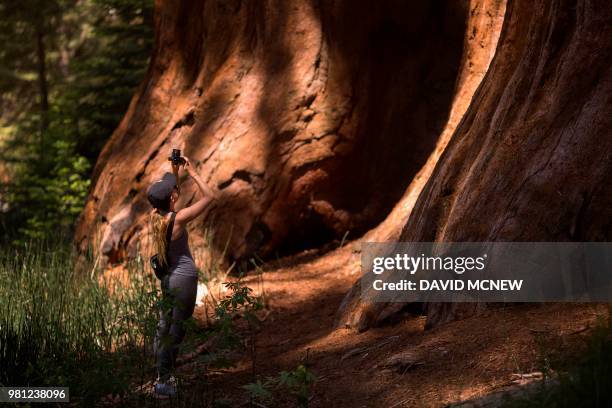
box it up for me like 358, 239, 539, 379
168, 149, 186, 166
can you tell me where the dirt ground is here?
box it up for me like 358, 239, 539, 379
177, 247, 607, 407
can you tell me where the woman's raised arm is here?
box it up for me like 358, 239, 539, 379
176, 158, 216, 225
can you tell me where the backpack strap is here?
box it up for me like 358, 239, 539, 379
164, 212, 177, 259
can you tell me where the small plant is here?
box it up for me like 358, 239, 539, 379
243, 364, 317, 407
242, 379, 274, 403
212, 276, 264, 371
182, 274, 265, 406
215, 277, 264, 320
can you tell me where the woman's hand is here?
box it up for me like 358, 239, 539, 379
181, 156, 217, 198
171, 161, 181, 176
174, 156, 218, 225
182, 157, 194, 176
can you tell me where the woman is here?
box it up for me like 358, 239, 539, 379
146, 156, 216, 397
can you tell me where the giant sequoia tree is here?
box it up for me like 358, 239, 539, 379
77, 0, 610, 329
76, 0, 504, 260
338, 0, 612, 330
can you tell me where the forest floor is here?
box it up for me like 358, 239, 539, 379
174, 246, 607, 407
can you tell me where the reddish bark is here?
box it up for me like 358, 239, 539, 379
338, 0, 612, 330
76, 0, 493, 266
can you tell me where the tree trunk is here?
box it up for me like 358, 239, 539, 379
75, 0, 610, 333
337, 0, 612, 330
35, 24, 49, 159
76, 0, 504, 265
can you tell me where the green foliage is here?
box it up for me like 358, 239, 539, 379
0, 0, 153, 241
0, 0, 66, 102
0, 241, 160, 403
203, 276, 264, 368
0, 231, 278, 406
0, 239, 273, 406
243, 380, 274, 402
63, 0, 153, 161
243, 364, 318, 407
216, 279, 265, 320
278, 365, 318, 407
7, 140, 91, 240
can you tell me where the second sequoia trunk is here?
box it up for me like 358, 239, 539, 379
337, 0, 612, 331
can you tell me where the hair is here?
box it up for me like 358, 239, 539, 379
150, 210, 170, 267
157, 198, 171, 213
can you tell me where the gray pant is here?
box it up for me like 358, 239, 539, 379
154, 272, 198, 380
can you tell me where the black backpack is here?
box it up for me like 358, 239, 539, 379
150, 212, 176, 280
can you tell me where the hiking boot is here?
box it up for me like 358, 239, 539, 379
153, 375, 177, 398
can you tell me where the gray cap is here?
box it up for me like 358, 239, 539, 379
147, 172, 177, 211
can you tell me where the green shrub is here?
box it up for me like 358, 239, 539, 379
243, 364, 317, 407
